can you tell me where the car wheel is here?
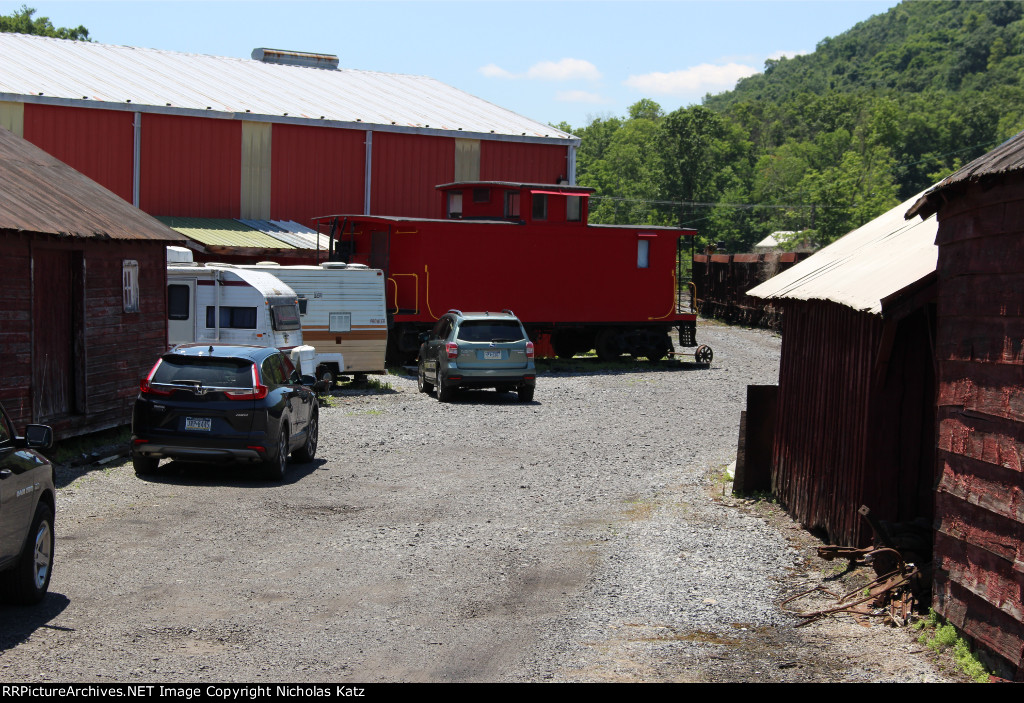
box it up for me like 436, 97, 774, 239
0, 503, 54, 605
263, 424, 289, 481
437, 377, 453, 403
517, 385, 535, 403
417, 363, 434, 394
133, 454, 159, 476
292, 408, 318, 462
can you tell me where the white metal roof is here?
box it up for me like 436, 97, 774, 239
0, 33, 575, 144
747, 192, 938, 315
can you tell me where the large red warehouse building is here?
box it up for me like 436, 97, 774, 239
0, 34, 579, 226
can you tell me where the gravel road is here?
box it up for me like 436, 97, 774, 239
0, 323, 954, 682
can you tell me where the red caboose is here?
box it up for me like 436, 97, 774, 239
316, 181, 699, 363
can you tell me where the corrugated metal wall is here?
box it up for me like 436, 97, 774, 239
932, 178, 1024, 677
480, 141, 569, 184
23, 103, 135, 204
270, 123, 365, 226
370, 131, 453, 218
140, 114, 241, 217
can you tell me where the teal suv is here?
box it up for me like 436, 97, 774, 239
417, 310, 536, 403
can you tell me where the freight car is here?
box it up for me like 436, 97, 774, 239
314, 181, 706, 364
693, 251, 811, 328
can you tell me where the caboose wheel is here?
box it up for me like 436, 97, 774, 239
695, 344, 713, 365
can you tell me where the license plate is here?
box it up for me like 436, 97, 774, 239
184, 417, 212, 431
483, 350, 502, 360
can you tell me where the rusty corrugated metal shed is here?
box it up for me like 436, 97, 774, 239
0, 126, 184, 241
0, 33, 576, 144
748, 192, 937, 316
909, 129, 1024, 219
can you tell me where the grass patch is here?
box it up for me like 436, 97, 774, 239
915, 609, 992, 682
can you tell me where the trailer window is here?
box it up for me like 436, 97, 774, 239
206, 306, 258, 329
168, 284, 191, 320
270, 304, 301, 331
329, 312, 352, 333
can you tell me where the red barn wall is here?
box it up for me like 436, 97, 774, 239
932, 178, 1024, 677
480, 141, 569, 184
0, 232, 169, 439
23, 104, 135, 203
270, 124, 365, 226
370, 131, 454, 218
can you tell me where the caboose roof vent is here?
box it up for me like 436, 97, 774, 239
252, 48, 340, 70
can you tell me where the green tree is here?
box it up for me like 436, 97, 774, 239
0, 5, 90, 40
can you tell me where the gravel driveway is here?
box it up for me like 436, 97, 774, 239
0, 323, 953, 682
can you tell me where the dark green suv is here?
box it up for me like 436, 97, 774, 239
417, 310, 536, 403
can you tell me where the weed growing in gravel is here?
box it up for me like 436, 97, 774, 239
915, 609, 991, 682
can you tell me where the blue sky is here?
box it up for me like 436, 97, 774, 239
3, 0, 900, 128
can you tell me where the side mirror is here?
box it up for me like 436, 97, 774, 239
300, 375, 318, 388
22, 424, 53, 450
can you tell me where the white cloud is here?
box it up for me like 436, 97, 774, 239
624, 62, 760, 95
526, 58, 601, 82
479, 58, 601, 82
479, 63, 516, 79
767, 49, 809, 61
555, 90, 608, 104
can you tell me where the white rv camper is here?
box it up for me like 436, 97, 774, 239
238, 262, 388, 381
165, 249, 324, 376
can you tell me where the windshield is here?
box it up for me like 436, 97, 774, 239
456, 320, 525, 343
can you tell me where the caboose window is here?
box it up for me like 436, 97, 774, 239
505, 192, 520, 218
448, 192, 463, 218
567, 196, 582, 222
637, 239, 650, 268
532, 193, 548, 221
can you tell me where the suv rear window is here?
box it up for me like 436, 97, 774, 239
152, 357, 254, 388
455, 320, 525, 343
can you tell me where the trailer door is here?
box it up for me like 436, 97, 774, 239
167, 279, 197, 344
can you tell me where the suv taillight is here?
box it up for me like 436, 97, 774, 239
139, 359, 172, 396
224, 363, 269, 400
526, 341, 535, 359
446, 342, 459, 360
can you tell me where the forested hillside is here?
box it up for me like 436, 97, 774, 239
561, 0, 1024, 251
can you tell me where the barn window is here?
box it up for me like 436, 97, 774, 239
122, 260, 140, 313
532, 193, 548, 221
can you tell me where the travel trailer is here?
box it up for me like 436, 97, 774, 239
238, 262, 388, 381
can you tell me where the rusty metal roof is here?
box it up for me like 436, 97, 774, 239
0, 126, 185, 241
907, 130, 1024, 219
747, 192, 938, 316
0, 33, 576, 144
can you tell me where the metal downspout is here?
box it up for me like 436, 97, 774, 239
364, 130, 373, 215
132, 112, 142, 207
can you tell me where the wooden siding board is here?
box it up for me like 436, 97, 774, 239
937, 450, 1024, 526
934, 571, 1024, 672
938, 361, 1024, 422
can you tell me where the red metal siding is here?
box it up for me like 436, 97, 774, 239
140, 114, 241, 217
23, 104, 134, 203
932, 179, 1024, 676
270, 124, 365, 226
480, 141, 569, 184
370, 132, 453, 217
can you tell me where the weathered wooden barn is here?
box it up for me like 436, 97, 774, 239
0, 34, 578, 228
0, 126, 185, 439
908, 133, 1024, 678
748, 194, 939, 547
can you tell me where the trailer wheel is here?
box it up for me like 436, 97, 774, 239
316, 365, 335, 389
